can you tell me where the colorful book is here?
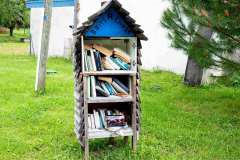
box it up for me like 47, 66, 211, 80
91, 114, 96, 129
109, 83, 117, 95
90, 76, 96, 97
93, 44, 113, 56
113, 48, 131, 64
106, 57, 120, 70
98, 111, 104, 128
94, 51, 103, 71
93, 110, 101, 128
110, 57, 130, 70
90, 49, 97, 71
100, 82, 111, 95
97, 76, 112, 84
84, 51, 89, 71
113, 78, 129, 93
112, 81, 128, 94
104, 82, 115, 95
96, 85, 109, 97
87, 52, 93, 71
87, 77, 91, 97
88, 115, 92, 128
100, 110, 107, 128
102, 57, 115, 70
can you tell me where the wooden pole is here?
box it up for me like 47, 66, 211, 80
35, 0, 53, 92
73, 0, 80, 32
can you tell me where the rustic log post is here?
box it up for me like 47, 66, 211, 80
35, 0, 53, 92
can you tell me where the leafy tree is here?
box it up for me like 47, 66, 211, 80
0, 0, 29, 36
161, 0, 240, 86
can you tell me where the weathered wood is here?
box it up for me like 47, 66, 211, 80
83, 76, 89, 160
87, 96, 133, 104
83, 70, 136, 76
88, 128, 133, 139
35, 0, 53, 92
131, 76, 137, 151
73, 0, 80, 32
73, 5, 145, 158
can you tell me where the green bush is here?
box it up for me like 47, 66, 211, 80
230, 72, 240, 87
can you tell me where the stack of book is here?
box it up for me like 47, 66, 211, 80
88, 109, 128, 129
84, 44, 131, 71
87, 76, 129, 98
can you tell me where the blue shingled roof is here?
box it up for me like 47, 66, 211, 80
26, 0, 75, 8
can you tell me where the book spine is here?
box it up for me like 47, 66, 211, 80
91, 76, 97, 97
113, 57, 130, 70
84, 52, 88, 71
87, 54, 93, 71
98, 111, 104, 128
100, 82, 111, 95
110, 57, 126, 70
90, 49, 97, 71
106, 57, 120, 70
104, 82, 114, 95
93, 110, 99, 128
113, 78, 129, 93
91, 114, 96, 129
112, 81, 128, 94
88, 115, 92, 129
94, 51, 102, 71
87, 77, 91, 97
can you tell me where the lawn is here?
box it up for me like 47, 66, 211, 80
0, 29, 29, 55
0, 32, 240, 159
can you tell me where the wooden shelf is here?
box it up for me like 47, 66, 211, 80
83, 70, 136, 76
87, 96, 133, 103
88, 127, 133, 139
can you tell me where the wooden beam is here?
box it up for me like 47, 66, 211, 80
35, 0, 53, 92
73, 0, 80, 32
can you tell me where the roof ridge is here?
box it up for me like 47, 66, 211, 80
75, 0, 148, 40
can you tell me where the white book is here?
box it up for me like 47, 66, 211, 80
88, 115, 92, 129
84, 51, 89, 71
91, 114, 96, 129
100, 109, 107, 128
100, 82, 111, 95
109, 83, 117, 94
93, 110, 101, 128
106, 57, 120, 70
90, 49, 97, 71
87, 77, 91, 98
90, 76, 96, 97
112, 81, 128, 94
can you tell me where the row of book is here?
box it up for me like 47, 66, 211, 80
84, 44, 131, 71
88, 109, 128, 129
88, 76, 129, 98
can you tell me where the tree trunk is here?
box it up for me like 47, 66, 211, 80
184, 56, 204, 86
9, 27, 14, 36
184, 26, 213, 86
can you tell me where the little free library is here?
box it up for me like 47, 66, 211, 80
72, 0, 147, 159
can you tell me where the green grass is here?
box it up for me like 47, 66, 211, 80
0, 33, 240, 159
0, 29, 29, 55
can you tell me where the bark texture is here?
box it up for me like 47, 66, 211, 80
184, 26, 213, 86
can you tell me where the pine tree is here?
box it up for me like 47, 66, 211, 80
161, 0, 240, 86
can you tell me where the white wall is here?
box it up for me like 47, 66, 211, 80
30, 0, 187, 74
30, 7, 74, 57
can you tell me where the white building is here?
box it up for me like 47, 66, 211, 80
27, 0, 187, 74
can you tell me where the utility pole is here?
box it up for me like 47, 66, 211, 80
35, 0, 53, 92
73, 0, 80, 32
